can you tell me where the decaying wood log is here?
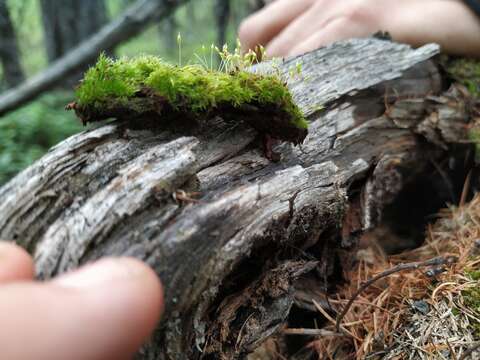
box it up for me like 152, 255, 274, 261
0, 38, 475, 359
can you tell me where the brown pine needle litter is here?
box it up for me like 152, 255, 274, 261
310, 194, 480, 360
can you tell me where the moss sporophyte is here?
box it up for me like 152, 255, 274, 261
67, 53, 308, 145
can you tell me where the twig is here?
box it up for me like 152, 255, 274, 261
335, 256, 456, 331
445, 337, 458, 360
313, 300, 360, 341
282, 328, 343, 337
460, 170, 472, 207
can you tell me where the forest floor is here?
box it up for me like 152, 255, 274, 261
312, 193, 480, 359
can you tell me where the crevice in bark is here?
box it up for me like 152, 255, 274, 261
379, 143, 475, 253
201, 218, 344, 359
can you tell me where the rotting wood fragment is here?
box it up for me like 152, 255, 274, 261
204, 261, 317, 359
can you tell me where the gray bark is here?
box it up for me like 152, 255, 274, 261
0, 0, 190, 117
0, 0, 24, 88
0, 39, 474, 359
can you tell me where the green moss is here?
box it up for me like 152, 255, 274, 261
442, 57, 480, 98
0, 91, 82, 185
463, 286, 480, 334
74, 54, 308, 140
459, 269, 480, 337
76, 54, 163, 106
463, 286, 480, 313
466, 269, 480, 281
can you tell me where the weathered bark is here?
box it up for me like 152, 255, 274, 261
0, 39, 474, 359
215, 0, 231, 46
0, 0, 24, 88
0, 0, 190, 116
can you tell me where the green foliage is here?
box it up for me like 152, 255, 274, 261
75, 53, 308, 130
443, 57, 480, 98
466, 269, 480, 281
0, 92, 82, 185
6, 0, 47, 76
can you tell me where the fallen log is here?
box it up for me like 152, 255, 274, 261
0, 38, 475, 359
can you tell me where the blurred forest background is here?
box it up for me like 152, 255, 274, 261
0, 0, 266, 185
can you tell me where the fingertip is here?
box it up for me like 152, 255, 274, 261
240, 0, 316, 55
53, 257, 164, 358
0, 241, 34, 282
238, 16, 258, 53
0, 257, 164, 360
118, 257, 165, 320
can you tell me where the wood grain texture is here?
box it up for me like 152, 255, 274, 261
0, 38, 473, 359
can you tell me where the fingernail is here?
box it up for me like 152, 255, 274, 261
54, 258, 146, 289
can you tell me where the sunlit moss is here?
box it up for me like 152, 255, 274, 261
74, 53, 308, 133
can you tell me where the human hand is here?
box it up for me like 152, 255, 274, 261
0, 242, 163, 360
239, 0, 480, 58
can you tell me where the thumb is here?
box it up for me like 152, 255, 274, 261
0, 241, 35, 282
0, 258, 163, 360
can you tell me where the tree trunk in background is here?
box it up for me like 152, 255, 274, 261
0, 39, 471, 359
215, 0, 231, 46
40, 0, 109, 85
161, 15, 177, 55
0, 0, 24, 89
231, 0, 247, 38
40, 0, 108, 63
0, 0, 191, 116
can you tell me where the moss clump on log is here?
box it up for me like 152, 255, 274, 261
68, 54, 308, 144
